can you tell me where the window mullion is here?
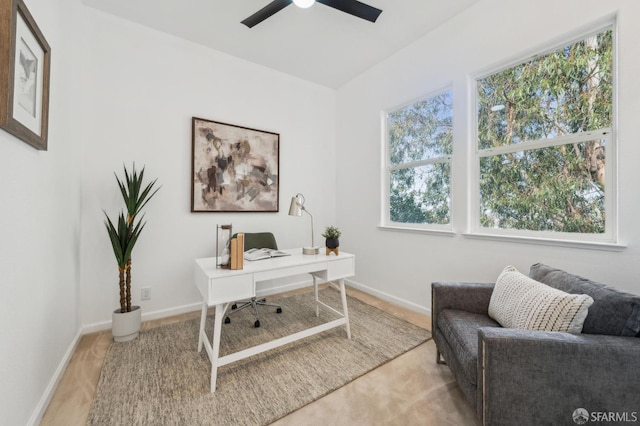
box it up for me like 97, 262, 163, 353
478, 128, 611, 158
389, 155, 452, 171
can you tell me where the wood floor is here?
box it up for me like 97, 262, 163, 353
40, 287, 479, 425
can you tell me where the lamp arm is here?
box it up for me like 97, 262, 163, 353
302, 207, 314, 248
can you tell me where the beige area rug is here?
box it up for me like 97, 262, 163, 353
87, 288, 431, 425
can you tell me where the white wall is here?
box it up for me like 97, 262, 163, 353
0, 0, 83, 424
336, 0, 640, 312
77, 8, 338, 328
2, 1, 337, 423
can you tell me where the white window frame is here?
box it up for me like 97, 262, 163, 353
469, 24, 619, 248
380, 88, 454, 233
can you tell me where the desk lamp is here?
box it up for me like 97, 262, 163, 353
288, 193, 319, 255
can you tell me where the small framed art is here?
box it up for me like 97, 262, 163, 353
191, 117, 280, 212
0, 0, 51, 150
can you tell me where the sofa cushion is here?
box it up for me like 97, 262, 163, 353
437, 309, 500, 385
489, 266, 593, 333
530, 263, 640, 337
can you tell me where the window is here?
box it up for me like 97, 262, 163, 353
474, 26, 615, 242
383, 90, 453, 229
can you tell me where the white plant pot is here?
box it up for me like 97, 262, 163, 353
112, 305, 141, 342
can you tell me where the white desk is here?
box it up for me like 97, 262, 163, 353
194, 249, 355, 392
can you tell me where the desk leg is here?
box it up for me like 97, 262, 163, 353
198, 301, 207, 352
313, 275, 320, 317
338, 279, 352, 339
210, 303, 225, 393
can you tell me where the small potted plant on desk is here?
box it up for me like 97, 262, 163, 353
322, 225, 342, 256
104, 164, 160, 342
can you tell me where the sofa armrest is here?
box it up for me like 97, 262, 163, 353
478, 328, 640, 426
431, 282, 494, 333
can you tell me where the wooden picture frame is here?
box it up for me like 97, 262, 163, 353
0, 0, 51, 150
191, 117, 280, 212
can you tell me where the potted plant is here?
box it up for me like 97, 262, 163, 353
104, 164, 160, 342
322, 225, 342, 255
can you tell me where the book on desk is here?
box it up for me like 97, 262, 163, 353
228, 233, 244, 270
244, 248, 292, 261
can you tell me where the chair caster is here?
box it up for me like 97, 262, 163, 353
276, 308, 282, 314
231, 304, 237, 310
254, 320, 260, 328
224, 317, 230, 324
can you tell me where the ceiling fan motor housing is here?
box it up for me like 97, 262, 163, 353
241, 0, 382, 28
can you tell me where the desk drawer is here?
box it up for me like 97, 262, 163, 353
313, 257, 355, 281
207, 274, 254, 305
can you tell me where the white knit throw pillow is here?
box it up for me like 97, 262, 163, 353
488, 266, 594, 333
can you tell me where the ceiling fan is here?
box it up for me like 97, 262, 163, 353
241, 0, 383, 28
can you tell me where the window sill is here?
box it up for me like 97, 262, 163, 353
376, 226, 625, 251
462, 232, 626, 252
378, 225, 455, 237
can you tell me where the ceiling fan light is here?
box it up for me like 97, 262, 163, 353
293, 0, 315, 8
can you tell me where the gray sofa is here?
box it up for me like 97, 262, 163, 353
432, 263, 640, 426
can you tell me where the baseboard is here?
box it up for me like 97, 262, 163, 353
263, 275, 431, 316
82, 301, 205, 334
346, 279, 431, 316
27, 328, 84, 426
81, 281, 316, 335
81, 278, 429, 334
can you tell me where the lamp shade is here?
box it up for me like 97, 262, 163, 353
288, 194, 304, 216
287, 193, 319, 255
293, 0, 315, 8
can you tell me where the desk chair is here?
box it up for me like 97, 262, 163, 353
224, 232, 283, 327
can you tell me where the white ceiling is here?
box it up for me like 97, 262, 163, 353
81, 0, 480, 88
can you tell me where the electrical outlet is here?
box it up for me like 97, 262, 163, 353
141, 287, 151, 300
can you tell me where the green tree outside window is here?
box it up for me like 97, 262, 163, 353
387, 90, 453, 225
477, 27, 613, 234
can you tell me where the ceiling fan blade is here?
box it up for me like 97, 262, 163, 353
241, 0, 292, 28
316, 0, 382, 23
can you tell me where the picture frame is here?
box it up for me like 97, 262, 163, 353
191, 117, 280, 212
0, 0, 51, 150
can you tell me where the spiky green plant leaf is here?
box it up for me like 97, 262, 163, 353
104, 211, 147, 268
104, 211, 128, 269
116, 163, 160, 224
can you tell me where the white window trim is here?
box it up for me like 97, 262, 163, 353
380, 88, 454, 232
477, 129, 611, 159
468, 24, 619, 248
462, 231, 625, 252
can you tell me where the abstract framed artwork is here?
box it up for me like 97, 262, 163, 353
0, 0, 51, 150
191, 117, 280, 212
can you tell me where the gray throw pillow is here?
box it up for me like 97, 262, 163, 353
529, 263, 640, 337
